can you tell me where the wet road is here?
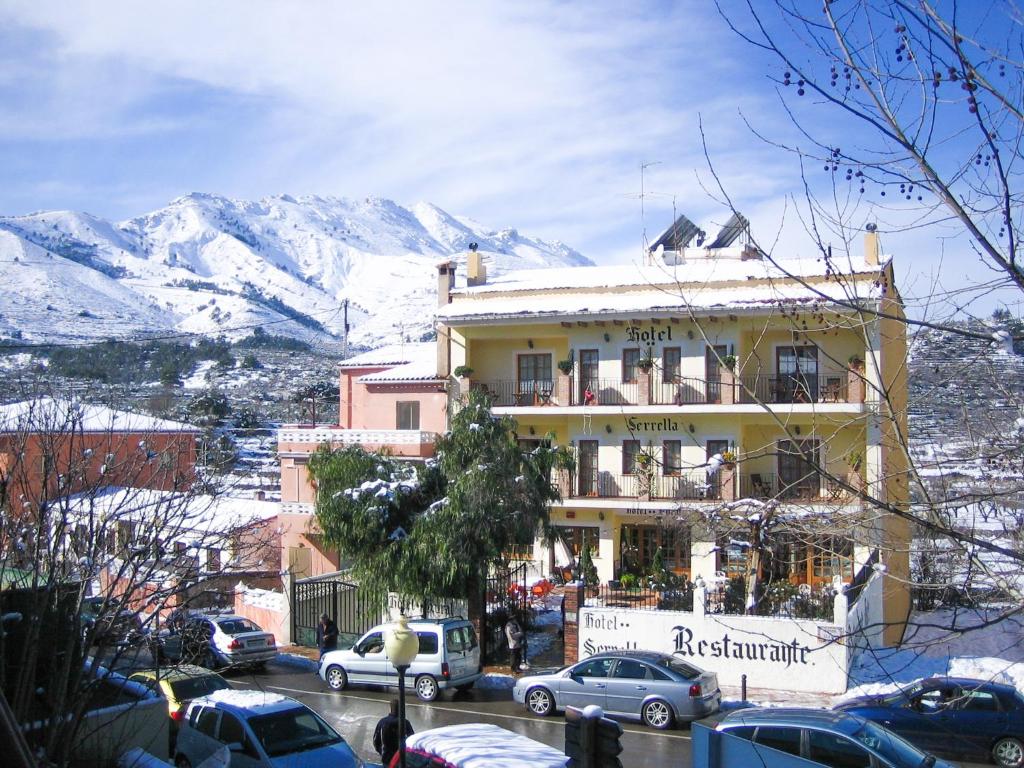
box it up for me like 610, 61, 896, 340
233, 659, 694, 766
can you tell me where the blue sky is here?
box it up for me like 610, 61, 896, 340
0, 1, 1016, 320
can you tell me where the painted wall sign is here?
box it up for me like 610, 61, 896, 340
626, 416, 680, 432
626, 325, 673, 343
578, 606, 849, 694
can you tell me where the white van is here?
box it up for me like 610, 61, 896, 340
317, 617, 481, 701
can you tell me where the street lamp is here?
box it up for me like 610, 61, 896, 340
384, 614, 419, 768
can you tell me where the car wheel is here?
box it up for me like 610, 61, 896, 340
641, 699, 675, 730
994, 737, 1024, 768
526, 687, 555, 716
415, 675, 439, 702
325, 665, 348, 691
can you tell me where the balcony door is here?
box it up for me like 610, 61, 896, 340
706, 439, 729, 499
517, 353, 552, 405
578, 440, 599, 496
579, 349, 599, 403
777, 346, 818, 402
705, 345, 728, 403
777, 439, 821, 500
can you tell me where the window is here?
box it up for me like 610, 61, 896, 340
807, 730, 872, 768
622, 440, 641, 474
754, 726, 802, 757
397, 401, 420, 430
723, 725, 756, 741
556, 526, 599, 557
578, 440, 598, 495
622, 349, 640, 383
777, 346, 819, 402
778, 439, 821, 499
621, 524, 691, 574
811, 536, 853, 582
444, 626, 477, 653
611, 659, 649, 679
518, 354, 552, 387
196, 707, 219, 737
416, 631, 439, 655
359, 631, 385, 655
218, 712, 245, 745
959, 688, 1000, 712
573, 657, 614, 678
206, 547, 221, 573
663, 347, 681, 382
663, 440, 681, 476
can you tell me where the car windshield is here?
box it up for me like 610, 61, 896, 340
217, 618, 260, 635
854, 720, 934, 766
248, 707, 343, 757
167, 675, 230, 701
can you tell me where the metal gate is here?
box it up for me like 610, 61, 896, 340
480, 561, 529, 665
292, 572, 378, 648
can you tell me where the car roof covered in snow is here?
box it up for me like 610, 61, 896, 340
404, 723, 568, 768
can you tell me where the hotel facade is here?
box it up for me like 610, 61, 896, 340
436, 232, 910, 644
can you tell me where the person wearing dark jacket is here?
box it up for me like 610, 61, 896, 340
373, 698, 414, 766
316, 613, 339, 660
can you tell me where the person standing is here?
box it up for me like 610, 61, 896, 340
505, 615, 525, 673
316, 613, 339, 661
373, 698, 414, 766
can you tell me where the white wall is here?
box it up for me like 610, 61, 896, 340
578, 606, 850, 694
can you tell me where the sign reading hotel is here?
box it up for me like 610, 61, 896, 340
626, 324, 673, 343
578, 607, 849, 694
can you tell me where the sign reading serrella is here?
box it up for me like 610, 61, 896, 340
577, 607, 849, 694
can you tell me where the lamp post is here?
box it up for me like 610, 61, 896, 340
384, 614, 419, 768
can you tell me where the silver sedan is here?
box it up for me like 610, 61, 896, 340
512, 650, 721, 730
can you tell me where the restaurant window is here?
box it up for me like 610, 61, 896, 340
622, 440, 641, 475
621, 524, 691, 574
663, 440, 681, 476
663, 347, 681, 382
396, 401, 420, 430
622, 348, 640, 384
556, 526, 599, 557
811, 536, 853, 582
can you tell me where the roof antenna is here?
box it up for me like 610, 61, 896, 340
640, 160, 661, 264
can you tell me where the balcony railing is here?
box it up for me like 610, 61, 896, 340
739, 472, 849, 501
476, 372, 853, 407
737, 374, 848, 404
572, 469, 721, 501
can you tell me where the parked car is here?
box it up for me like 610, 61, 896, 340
512, 649, 720, 730
127, 664, 232, 748
174, 689, 365, 768
81, 598, 147, 649
835, 676, 1024, 767
390, 723, 567, 767
151, 611, 277, 670
715, 707, 956, 768
319, 617, 481, 702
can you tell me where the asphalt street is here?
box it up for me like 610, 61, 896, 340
229, 659, 990, 768
232, 658, 694, 766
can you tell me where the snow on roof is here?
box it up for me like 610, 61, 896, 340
357, 356, 443, 383
406, 723, 568, 768
438, 271, 884, 324
0, 398, 199, 434
66, 487, 279, 536
199, 688, 293, 711
340, 342, 435, 369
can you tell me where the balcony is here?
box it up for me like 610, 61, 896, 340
739, 472, 851, 502
476, 371, 860, 408
277, 425, 438, 458
566, 469, 724, 501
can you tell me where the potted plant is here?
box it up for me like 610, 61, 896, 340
721, 449, 737, 465
619, 572, 638, 591
722, 353, 737, 370
557, 359, 574, 375
848, 354, 864, 369
637, 350, 655, 373
453, 365, 474, 378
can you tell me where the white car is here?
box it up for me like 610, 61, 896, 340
154, 612, 277, 670
318, 617, 481, 702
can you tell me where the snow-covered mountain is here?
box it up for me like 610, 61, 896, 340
0, 194, 591, 348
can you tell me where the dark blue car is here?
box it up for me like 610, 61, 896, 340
836, 677, 1024, 767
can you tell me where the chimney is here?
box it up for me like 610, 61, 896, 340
466, 242, 486, 286
436, 261, 455, 378
864, 225, 880, 266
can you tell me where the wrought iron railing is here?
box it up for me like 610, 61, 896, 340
738, 374, 848, 404
739, 472, 848, 501
572, 469, 720, 500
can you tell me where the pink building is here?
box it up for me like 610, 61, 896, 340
277, 343, 447, 579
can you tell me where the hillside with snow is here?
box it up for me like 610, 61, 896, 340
0, 194, 591, 348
